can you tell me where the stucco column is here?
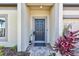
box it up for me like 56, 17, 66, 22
21, 3, 30, 51
54, 3, 59, 40
59, 3, 63, 36
50, 4, 60, 46
17, 3, 22, 52
54, 3, 63, 39
50, 3, 63, 46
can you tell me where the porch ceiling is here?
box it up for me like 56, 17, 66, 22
26, 3, 54, 10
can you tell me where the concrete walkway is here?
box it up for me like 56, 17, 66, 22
26, 44, 55, 56
25, 43, 79, 56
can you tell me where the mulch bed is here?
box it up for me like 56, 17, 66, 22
17, 52, 30, 56
0, 47, 30, 56
2, 47, 17, 56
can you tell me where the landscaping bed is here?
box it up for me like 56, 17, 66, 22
0, 46, 17, 56
0, 46, 30, 56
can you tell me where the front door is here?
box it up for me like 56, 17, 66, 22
34, 19, 45, 46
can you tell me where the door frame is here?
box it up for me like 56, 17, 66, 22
31, 16, 48, 44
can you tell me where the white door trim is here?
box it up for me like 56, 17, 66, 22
31, 16, 48, 44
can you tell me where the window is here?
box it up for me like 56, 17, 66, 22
63, 4, 79, 31
64, 19, 79, 31
0, 15, 8, 41
0, 18, 6, 37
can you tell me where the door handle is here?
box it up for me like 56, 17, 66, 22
33, 31, 35, 35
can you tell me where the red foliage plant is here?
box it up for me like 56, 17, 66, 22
55, 30, 79, 56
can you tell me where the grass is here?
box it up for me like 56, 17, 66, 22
0, 46, 4, 56
0, 50, 4, 56
10, 45, 17, 51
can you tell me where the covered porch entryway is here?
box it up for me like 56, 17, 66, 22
17, 3, 63, 56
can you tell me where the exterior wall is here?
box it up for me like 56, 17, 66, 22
17, 3, 22, 51
49, 4, 57, 46
30, 9, 49, 16
64, 6, 79, 31
49, 6, 55, 46
49, 4, 63, 47
0, 7, 17, 47
21, 3, 30, 51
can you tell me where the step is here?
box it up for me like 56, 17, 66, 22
34, 43, 46, 46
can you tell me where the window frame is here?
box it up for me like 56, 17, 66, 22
0, 14, 8, 42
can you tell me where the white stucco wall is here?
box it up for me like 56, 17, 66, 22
30, 9, 49, 16
21, 3, 30, 51
49, 6, 55, 46
0, 7, 17, 47
17, 3, 22, 51
49, 4, 63, 47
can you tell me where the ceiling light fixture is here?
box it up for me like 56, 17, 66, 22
40, 4, 43, 8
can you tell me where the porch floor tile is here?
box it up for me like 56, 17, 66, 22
26, 44, 55, 56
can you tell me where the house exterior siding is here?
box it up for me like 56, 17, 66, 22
0, 6, 17, 47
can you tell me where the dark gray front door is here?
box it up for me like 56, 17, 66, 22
34, 19, 45, 46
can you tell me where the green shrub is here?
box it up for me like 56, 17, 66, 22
0, 46, 4, 56
0, 50, 4, 56
49, 53, 56, 56
0, 46, 4, 49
